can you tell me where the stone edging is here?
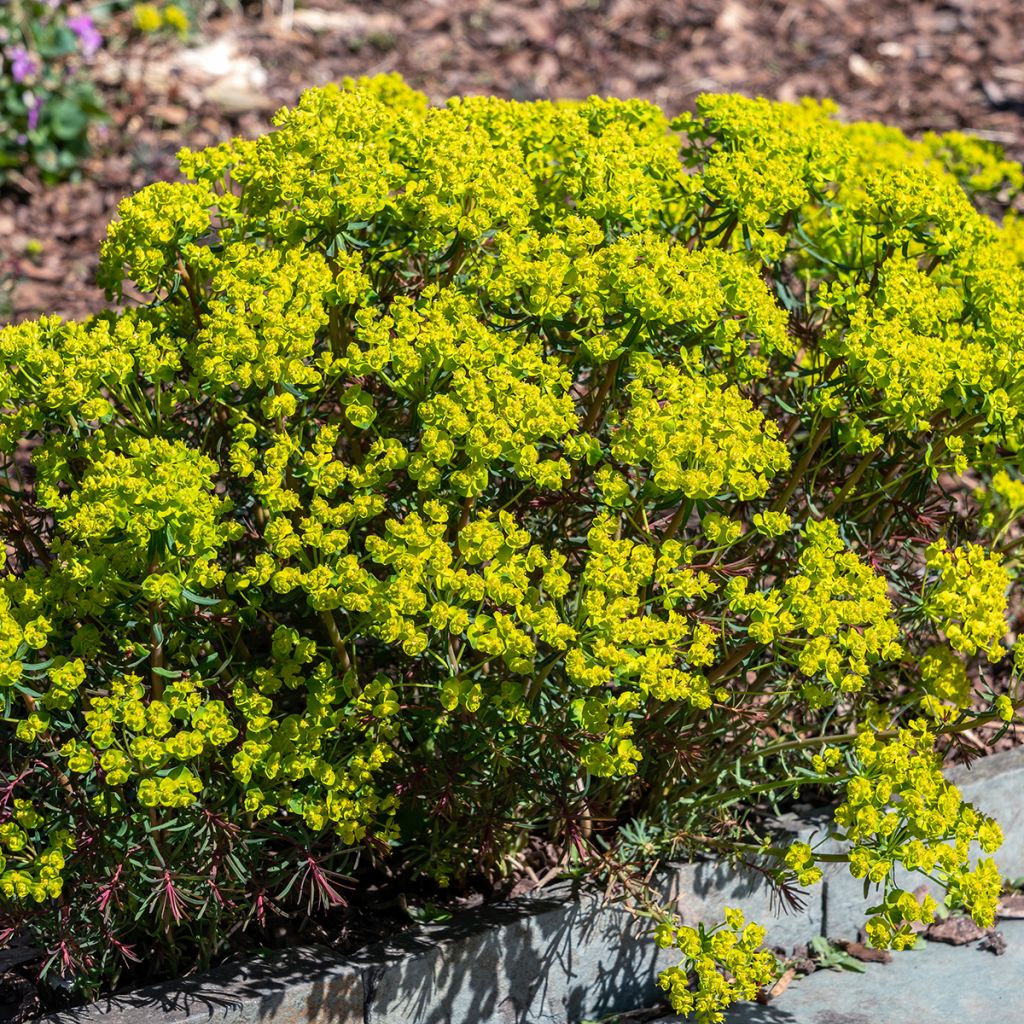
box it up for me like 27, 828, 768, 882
44, 745, 1024, 1024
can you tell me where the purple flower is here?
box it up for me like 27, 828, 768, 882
67, 15, 102, 58
8, 46, 37, 84
26, 95, 39, 132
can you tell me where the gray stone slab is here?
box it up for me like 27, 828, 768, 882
355, 883, 708, 1024
656, 918, 1024, 1024
822, 745, 1024, 940
42, 946, 363, 1024
358, 858, 824, 1024
356, 888, 667, 1024
666, 857, 824, 952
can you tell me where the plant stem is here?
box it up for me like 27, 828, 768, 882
771, 417, 831, 513
319, 610, 353, 679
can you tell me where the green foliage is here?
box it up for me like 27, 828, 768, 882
807, 936, 867, 973
0, 2, 106, 184
2, 75, 1024, 1019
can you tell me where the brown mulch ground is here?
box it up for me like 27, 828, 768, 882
1, 0, 1023, 325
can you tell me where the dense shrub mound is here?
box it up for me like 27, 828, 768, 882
2, 75, 1024, 1018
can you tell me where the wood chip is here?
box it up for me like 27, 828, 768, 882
202, 82, 274, 114
840, 940, 892, 964
149, 104, 190, 126
756, 966, 797, 1004
979, 930, 1007, 956
507, 876, 537, 898
291, 8, 402, 39
925, 915, 988, 945
19, 263, 66, 283
849, 53, 883, 85
997, 894, 1024, 919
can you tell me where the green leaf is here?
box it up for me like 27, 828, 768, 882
20, 658, 54, 673
151, 665, 183, 679
49, 99, 89, 141
832, 952, 867, 973
180, 587, 224, 607
407, 901, 453, 924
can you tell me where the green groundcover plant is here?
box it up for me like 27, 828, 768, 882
2, 75, 1024, 1020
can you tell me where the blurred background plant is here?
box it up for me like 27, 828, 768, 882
131, 2, 192, 38
0, 2, 107, 185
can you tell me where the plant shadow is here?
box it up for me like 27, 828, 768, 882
42, 945, 360, 1023
43, 861, 816, 1024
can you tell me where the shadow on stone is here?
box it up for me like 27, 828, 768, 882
358, 886, 671, 1023
44, 946, 363, 1023
724, 1001, 801, 1023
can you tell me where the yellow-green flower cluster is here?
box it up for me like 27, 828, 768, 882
0, 312, 181, 447
2, 75, 1022, 1002
99, 182, 215, 295
976, 469, 1024, 538
611, 354, 790, 500
655, 908, 776, 1024
188, 243, 334, 394
0, 818, 73, 904
726, 520, 903, 698
795, 720, 1004, 949
924, 543, 1010, 660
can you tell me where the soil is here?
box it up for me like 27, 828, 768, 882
2, 0, 1023, 325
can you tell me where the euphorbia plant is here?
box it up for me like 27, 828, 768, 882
1, 75, 1023, 1019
